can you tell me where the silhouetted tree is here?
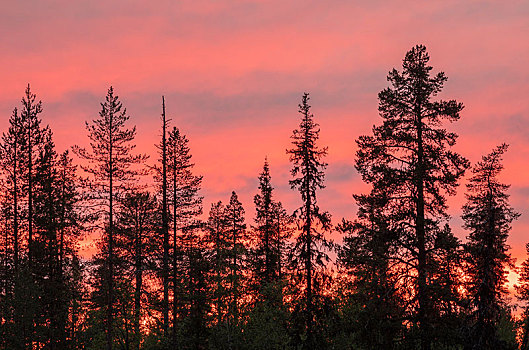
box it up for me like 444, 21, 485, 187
0, 108, 23, 273
355, 45, 469, 350
0, 108, 24, 349
165, 126, 203, 348
287, 92, 332, 349
73, 86, 147, 350
31, 131, 86, 349
0, 85, 48, 349
251, 159, 279, 286
355, 45, 468, 348
205, 201, 233, 349
245, 159, 292, 349
33, 129, 61, 347
157, 96, 170, 339
224, 191, 247, 347
3, 48, 529, 350
463, 144, 518, 349
205, 201, 228, 324
21, 84, 46, 269
338, 191, 405, 349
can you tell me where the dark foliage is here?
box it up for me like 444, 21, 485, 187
0, 46, 525, 350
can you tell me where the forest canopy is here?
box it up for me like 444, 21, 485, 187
0, 45, 526, 350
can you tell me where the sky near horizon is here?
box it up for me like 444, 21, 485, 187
1, 1, 529, 271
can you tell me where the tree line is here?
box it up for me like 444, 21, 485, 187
0, 44, 528, 350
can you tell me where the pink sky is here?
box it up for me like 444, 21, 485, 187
2, 1, 529, 278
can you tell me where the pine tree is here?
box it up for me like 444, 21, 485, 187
355, 45, 469, 350
463, 144, 518, 349
0, 85, 48, 349
287, 92, 332, 349
73, 86, 147, 350
20, 84, 46, 269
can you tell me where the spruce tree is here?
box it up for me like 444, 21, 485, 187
463, 144, 518, 349
338, 191, 404, 349
245, 159, 292, 349
287, 92, 332, 349
206, 201, 228, 321
355, 45, 468, 350
224, 192, 247, 337
73, 86, 147, 350
250, 158, 293, 303
252, 158, 279, 285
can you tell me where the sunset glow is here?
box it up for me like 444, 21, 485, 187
2, 1, 529, 348
3, 1, 527, 261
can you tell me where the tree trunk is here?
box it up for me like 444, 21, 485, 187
27, 114, 33, 269
161, 96, 169, 338
134, 222, 142, 350
232, 216, 238, 323
13, 112, 19, 272
304, 121, 313, 350
107, 110, 114, 350
172, 165, 178, 348
415, 107, 430, 350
